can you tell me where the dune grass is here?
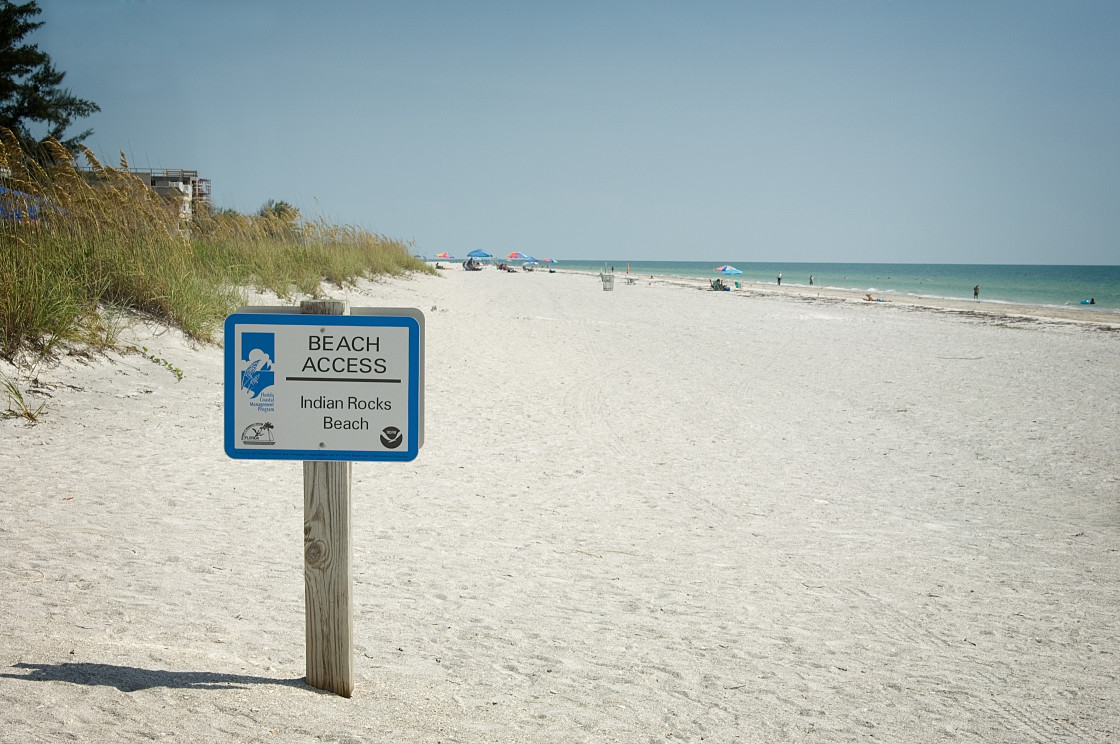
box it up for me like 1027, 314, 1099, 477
0, 131, 433, 360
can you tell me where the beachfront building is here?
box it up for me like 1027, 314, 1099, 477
130, 168, 212, 220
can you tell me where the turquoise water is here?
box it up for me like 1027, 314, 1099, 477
570, 261, 1120, 313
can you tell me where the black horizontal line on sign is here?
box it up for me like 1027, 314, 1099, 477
285, 377, 402, 383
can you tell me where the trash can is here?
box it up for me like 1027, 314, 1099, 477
600, 273, 615, 291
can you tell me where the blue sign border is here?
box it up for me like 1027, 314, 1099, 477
224, 313, 421, 462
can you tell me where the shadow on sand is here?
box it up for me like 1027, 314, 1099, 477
1, 662, 314, 693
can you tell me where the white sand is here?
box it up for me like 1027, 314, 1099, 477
2, 268, 1118, 742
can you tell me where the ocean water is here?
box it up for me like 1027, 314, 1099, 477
570, 261, 1120, 313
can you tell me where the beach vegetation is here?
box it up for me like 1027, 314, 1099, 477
0, 130, 433, 361
129, 345, 184, 382
1, 369, 44, 421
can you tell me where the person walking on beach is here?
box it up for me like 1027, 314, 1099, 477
809, 275, 814, 286
777, 271, 782, 285
974, 284, 980, 299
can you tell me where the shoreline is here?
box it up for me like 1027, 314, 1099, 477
555, 267, 1120, 326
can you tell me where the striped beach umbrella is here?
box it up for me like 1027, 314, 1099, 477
435, 252, 454, 259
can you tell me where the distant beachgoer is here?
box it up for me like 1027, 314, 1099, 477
1090, 298, 1096, 304
974, 284, 980, 299
777, 272, 782, 285
809, 275, 814, 286
865, 293, 874, 301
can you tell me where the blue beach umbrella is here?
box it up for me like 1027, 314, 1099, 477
467, 249, 492, 258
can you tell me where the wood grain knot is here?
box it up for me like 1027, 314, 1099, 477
305, 539, 328, 567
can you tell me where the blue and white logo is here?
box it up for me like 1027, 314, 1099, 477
240, 332, 275, 398
240, 332, 276, 415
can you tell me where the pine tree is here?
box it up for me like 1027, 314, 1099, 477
0, 0, 99, 152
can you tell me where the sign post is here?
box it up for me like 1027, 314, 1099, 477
224, 302, 423, 697
300, 299, 353, 697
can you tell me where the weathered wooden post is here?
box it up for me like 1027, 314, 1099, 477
299, 299, 353, 697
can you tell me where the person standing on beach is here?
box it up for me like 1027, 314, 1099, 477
809, 275, 814, 286
974, 284, 980, 299
777, 272, 782, 285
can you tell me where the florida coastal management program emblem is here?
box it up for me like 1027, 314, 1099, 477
240, 331, 276, 445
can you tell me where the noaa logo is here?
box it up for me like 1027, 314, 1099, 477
241, 422, 276, 445
380, 426, 403, 449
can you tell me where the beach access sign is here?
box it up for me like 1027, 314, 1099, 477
223, 309, 423, 461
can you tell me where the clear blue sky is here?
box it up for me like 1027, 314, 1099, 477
36, 0, 1120, 264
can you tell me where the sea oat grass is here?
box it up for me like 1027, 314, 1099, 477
1, 131, 433, 361
0, 229, 87, 356
1, 371, 46, 421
